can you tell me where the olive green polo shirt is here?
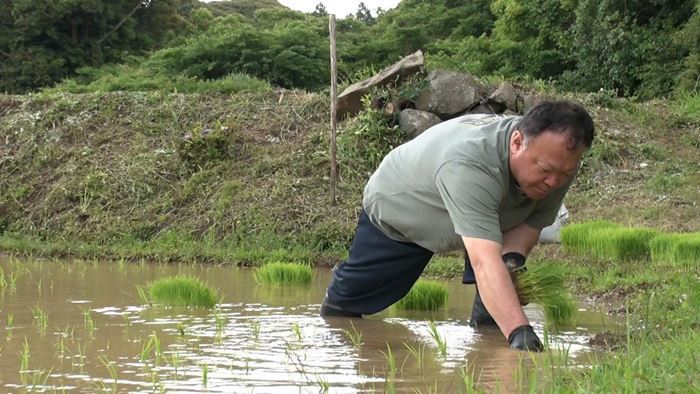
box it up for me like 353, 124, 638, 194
362, 114, 571, 253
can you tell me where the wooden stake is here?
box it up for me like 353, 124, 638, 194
329, 14, 338, 206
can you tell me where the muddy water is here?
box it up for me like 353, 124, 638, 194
0, 255, 619, 393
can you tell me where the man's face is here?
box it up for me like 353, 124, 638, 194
509, 129, 585, 200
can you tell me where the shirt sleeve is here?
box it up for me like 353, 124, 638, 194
434, 160, 505, 244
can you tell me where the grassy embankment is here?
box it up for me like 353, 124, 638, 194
1, 82, 699, 390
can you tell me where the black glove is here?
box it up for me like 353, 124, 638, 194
508, 324, 544, 351
468, 252, 527, 327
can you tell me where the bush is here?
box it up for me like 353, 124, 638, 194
337, 96, 405, 179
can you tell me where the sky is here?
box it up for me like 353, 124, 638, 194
276, 0, 401, 17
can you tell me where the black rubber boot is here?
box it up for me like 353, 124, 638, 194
468, 287, 497, 327
320, 297, 362, 318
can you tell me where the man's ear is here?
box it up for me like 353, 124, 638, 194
511, 130, 525, 152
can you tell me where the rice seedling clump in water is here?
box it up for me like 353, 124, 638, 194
512, 261, 576, 327
394, 280, 448, 311
147, 275, 219, 308
253, 262, 314, 285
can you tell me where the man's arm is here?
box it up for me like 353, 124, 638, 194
501, 222, 541, 256
462, 236, 528, 338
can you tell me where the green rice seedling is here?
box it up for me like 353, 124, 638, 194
291, 322, 303, 343
28, 368, 52, 392
55, 337, 68, 358
250, 320, 261, 344
394, 280, 449, 311
316, 375, 330, 393
561, 220, 621, 256
460, 362, 482, 394
512, 261, 576, 327
214, 309, 227, 337
136, 285, 150, 305
19, 337, 30, 372
167, 351, 182, 379
98, 355, 118, 394
6, 313, 14, 330
9, 272, 18, 293
650, 232, 700, 270
427, 321, 447, 358
146, 275, 219, 308
201, 363, 208, 388
380, 343, 397, 376
403, 342, 426, 371
342, 321, 363, 349
76, 342, 87, 372
32, 305, 48, 335
253, 262, 314, 285
0, 266, 7, 288
591, 227, 660, 261
83, 307, 96, 338
672, 237, 700, 269
177, 322, 186, 337
140, 332, 163, 366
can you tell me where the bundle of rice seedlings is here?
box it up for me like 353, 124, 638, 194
651, 233, 700, 270
147, 275, 219, 308
512, 261, 576, 327
592, 227, 659, 261
561, 220, 620, 256
394, 280, 449, 311
253, 262, 314, 285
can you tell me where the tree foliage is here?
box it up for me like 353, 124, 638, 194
2, 0, 699, 97
0, 0, 194, 93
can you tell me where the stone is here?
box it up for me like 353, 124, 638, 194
336, 50, 424, 119
415, 69, 481, 118
521, 94, 544, 114
488, 81, 519, 113
398, 109, 442, 139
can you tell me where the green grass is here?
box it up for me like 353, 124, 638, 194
513, 261, 576, 327
253, 262, 314, 285
0, 232, 315, 267
146, 275, 219, 308
674, 92, 700, 125
394, 280, 449, 311
50, 65, 272, 95
650, 232, 700, 270
529, 273, 700, 392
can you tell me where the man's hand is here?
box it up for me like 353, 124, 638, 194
463, 237, 528, 338
508, 324, 544, 352
502, 252, 529, 306
469, 252, 528, 327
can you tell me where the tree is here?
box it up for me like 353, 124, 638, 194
312, 2, 327, 17
0, 0, 193, 93
355, 2, 375, 25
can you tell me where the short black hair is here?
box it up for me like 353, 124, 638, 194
516, 100, 594, 149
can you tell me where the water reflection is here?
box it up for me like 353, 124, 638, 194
0, 255, 619, 392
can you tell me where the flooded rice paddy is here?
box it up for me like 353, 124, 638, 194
0, 255, 620, 392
